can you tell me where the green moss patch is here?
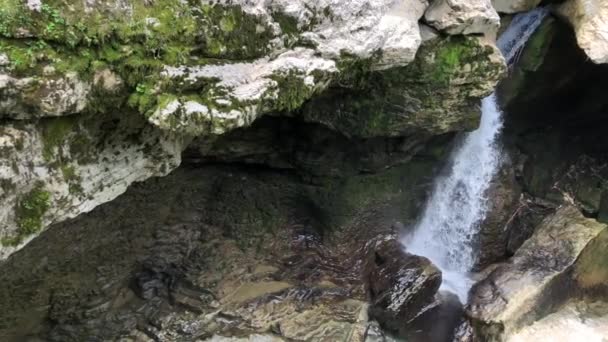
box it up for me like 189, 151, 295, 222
301, 36, 505, 137
0, 1, 283, 121
2, 183, 51, 246
267, 72, 316, 113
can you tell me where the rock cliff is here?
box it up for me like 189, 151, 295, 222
0, 0, 505, 258
3, 0, 608, 341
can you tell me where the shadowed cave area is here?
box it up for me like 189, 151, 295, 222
0, 116, 455, 341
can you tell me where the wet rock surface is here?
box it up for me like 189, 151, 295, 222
464, 9, 608, 340
363, 235, 466, 342
467, 206, 607, 340
476, 162, 522, 269
0, 147, 445, 341
363, 235, 441, 329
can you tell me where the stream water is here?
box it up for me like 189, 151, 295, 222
402, 8, 549, 303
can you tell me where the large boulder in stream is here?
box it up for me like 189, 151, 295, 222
363, 234, 466, 341
363, 234, 442, 332
466, 205, 608, 340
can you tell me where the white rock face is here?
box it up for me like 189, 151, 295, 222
558, 0, 608, 64
0, 120, 184, 260
491, 0, 542, 14
211, 0, 428, 68
424, 0, 500, 35
151, 0, 430, 135
155, 48, 337, 135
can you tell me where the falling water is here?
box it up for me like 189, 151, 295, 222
403, 8, 549, 303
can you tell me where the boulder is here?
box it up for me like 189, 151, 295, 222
557, 0, 608, 64
504, 194, 556, 256
363, 234, 441, 332
425, 0, 500, 35
0, 114, 184, 259
491, 0, 542, 14
572, 227, 608, 294
467, 205, 607, 340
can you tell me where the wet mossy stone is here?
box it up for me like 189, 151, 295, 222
0, 0, 279, 121
1, 183, 51, 246
497, 16, 557, 107
301, 36, 505, 138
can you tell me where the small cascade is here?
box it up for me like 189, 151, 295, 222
402, 8, 549, 303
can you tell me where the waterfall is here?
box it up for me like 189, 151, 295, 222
402, 8, 549, 303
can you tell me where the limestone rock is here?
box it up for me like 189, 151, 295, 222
0, 71, 91, 119
0, 0, 505, 259
558, 0, 608, 64
363, 234, 441, 332
467, 205, 607, 339
491, 0, 542, 14
506, 301, 608, 342
155, 48, 338, 136
0, 115, 184, 260
0, 0, 431, 136
224, 0, 429, 69
425, 0, 500, 35
301, 35, 506, 138
0, 0, 506, 138
149, 0, 430, 136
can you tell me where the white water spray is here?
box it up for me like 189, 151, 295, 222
402, 8, 549, 303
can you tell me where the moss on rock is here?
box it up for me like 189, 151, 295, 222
301, 36, 505, 138
498, 16, 557, 106
2, 183, 51, 246
41, 116, 77, 161
0, 1, 279, 121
